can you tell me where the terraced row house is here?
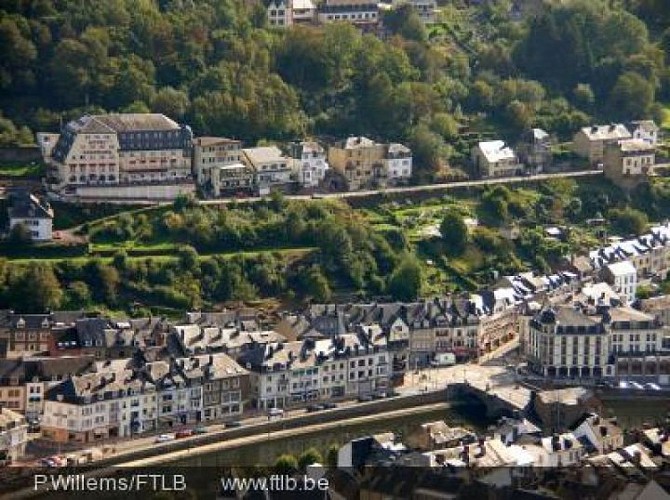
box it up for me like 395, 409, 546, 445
41, 353, 249, 444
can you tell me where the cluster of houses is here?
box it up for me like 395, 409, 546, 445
36, 113, 413, 201
472, 120, 661, 186
266, 0, 439, 30
324, 412, 670, 499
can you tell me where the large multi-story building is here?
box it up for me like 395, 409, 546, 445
603, 139, 655, 189
572, 124, 631, 165
526, 304, 666, 380
317, 0, 379, 25
240, 333, 390, 409
328, 136, 412, 191
192, 137, 242, 187
41, 353, 249, 444
242, 146, 294, 195
46, 113, 194, 198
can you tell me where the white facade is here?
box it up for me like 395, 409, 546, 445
290, 142, 329, 188
9, 216, 52, 241
385, 143, 412, 182
628, 120, 659, 146
268, 0, 292, 27
604, 261, 637, 304
0, 408, 28, 464
242, 146, 293, 194
58, 132, 120, 186
472, 140, 519, 178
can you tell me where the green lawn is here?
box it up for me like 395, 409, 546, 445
0, 163, 44, 178
7, 247, 316, 265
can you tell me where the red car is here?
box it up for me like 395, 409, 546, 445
175, 429, 193, 439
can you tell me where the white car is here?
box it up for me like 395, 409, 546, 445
628, 381, 644, 390
268, 408, 284, 418
154, 434, 174, 443
645, 383, 661, 391
618, 381, 630, 389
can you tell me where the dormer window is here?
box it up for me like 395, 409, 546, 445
16, 318, 25, 329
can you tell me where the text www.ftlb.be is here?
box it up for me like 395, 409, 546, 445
220, 475, 329, 493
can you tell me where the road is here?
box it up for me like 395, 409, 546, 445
71, 170, 603, 205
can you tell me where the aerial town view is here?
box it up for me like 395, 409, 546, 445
1, 0, 670, 498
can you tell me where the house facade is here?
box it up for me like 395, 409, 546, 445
572, 124, 631, 165
242, 146, 293, 195
328, 136, 412, 191
210, 163, 255, 197
48, 113, 193, 190
471, 140, 519, 178
192, 137, 242, 189
601, 261, 637, 304
517, 128, 552, 173
8, 191, 54, 241
317, 0, 379, 25
289, 141, 329, 189
0, 408, 28, 464
267, 0, 292, 27
626, 120, 659, 146
603, 139, 655, 188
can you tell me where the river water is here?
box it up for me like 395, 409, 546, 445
170, 397, 670, 467
171, 402, 490, 467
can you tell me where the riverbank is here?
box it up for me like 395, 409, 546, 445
119, 402, 452, 467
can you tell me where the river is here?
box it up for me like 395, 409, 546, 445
171, 402, 490, 467
169, 396, 670, 467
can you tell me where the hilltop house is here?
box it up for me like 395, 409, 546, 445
471, 140, 520, 178
241, 146, 293, 195
572, 124, 631, 165
603, 138, 655, 189
289, 141, 329, 189
7, 190, 54, 241
517, 128, 552, 173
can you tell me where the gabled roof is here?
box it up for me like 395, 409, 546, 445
8, 191, 54, 220
476, 140, 516, 163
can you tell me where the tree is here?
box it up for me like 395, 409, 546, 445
326, 444, 339, 468
8, 222, 32, 244
608, 207, 648, 236
388, 255, 423, 301
152, 86, 190, 119
67, 281, 91, 307
440, 211, 468, 256
274, 454, 298, 474
303, 266, 332, 302
607, 71, 654, 120
18, 264, 63, 312
298, 448, 323, 471
178, 245, 199, 271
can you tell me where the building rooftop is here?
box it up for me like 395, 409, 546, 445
193, 136, 241, 147
580, 124, 631, 141
606, 260, 637, 276
242, 146, 287, 165
477, 140, 516, 163
8, 191, 54, 220
69, 114, 181, 133
616, 139, 655, 153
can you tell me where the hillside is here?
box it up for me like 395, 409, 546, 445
0, 0, 668, 177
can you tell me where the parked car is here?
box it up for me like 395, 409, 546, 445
175, 429, 193, 439
39, 458, 57, 468
357, 395, 372, 402
155, 434, 174, 443
618, 381, 630, 389
193, 426, 208, 434
268, 408, 284, 418
306, 404, 324, 412
224, 421, 242, 428
645, 383, 662, 391
322, 402, 337, 410
628, 381, 644, 390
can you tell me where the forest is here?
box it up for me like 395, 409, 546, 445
0, 0, 668, 177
